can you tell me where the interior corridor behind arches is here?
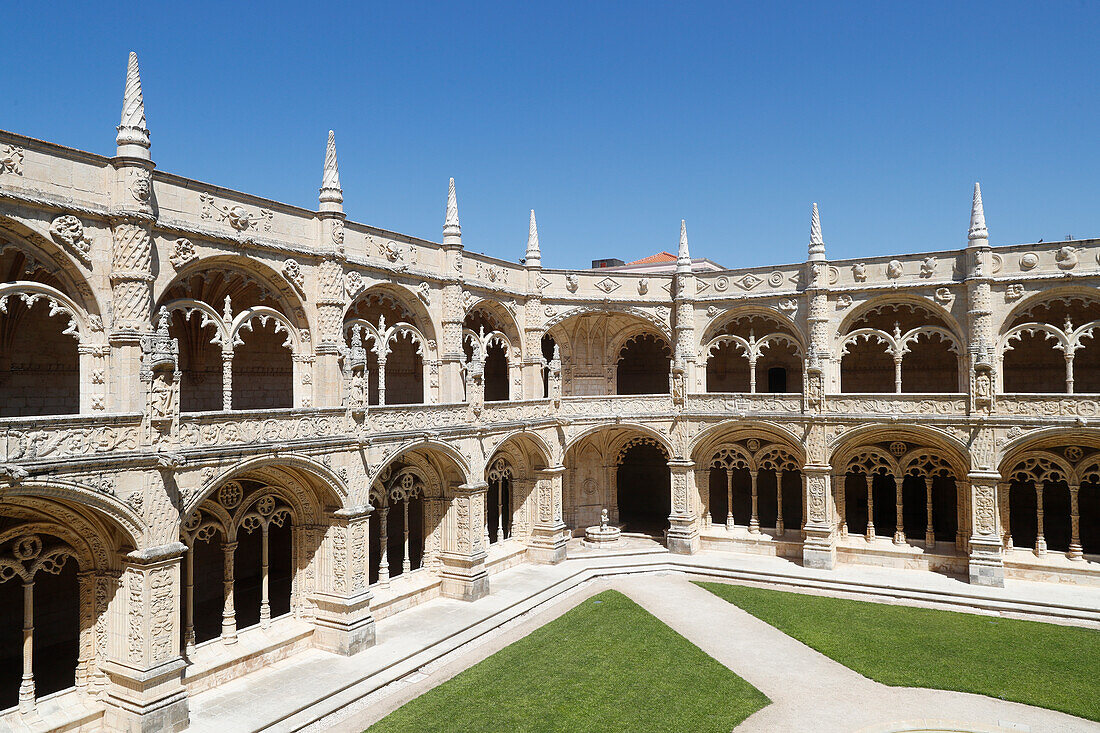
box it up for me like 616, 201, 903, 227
616, 441, 671, 536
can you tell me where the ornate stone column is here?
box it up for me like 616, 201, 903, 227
1069, 484, 1083, 560
315, 131, 348, 408
966, 472, 1005, 586
924, 475, 935, 545
965, 183, 997, 410
101, 542, 189, 733
998, 480, 1012, 550
802, 463, 836, 570
221, 541, 237, 642
527, 466, 568, 564
893, 473, 905, 544
864, 474, 876, 540
109, 52, 156, 413
439, 179, 466, 403
748, 470, 760, 534
439, 481, 490, 600
673, 221, 697, 392
1035, 481, 1047, 556
667, 460, 700, 554
523, 210, 546, 399
312, 505, 376, 655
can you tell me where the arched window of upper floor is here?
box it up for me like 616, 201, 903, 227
1000, 293, 1100, 394
839, 301, 962, 394
702, 313, 803, 394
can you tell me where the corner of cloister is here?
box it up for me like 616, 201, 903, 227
1, 53, 1099, 731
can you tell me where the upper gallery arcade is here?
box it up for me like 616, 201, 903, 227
0, 52, 1099, 731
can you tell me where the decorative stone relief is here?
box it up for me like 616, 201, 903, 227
49, 215, 93, 265
852, 263, 867, 281
637, 278, 648, 295
836, 294, 853, 309
331, 219, 344, 246
344, 271, 364, 299
934, 287, 953, 304
282, 258, 306, 296
1055, 246, 1078, 270
768, 271, 784, 287
886, 259, 903, 279
1019, 252, 1039, 271
416, 282, 431, 306
596, 277, 620, 293
778, 298, 797, 314
1, 145, 25, 175
200, 194, 273, 232
919, 257, 936, 278
129, 167, 152, 203
565, 274, 578, 292
168, 238, 197, 269
736, 274, 762, 291
1005, 283, 1025, 301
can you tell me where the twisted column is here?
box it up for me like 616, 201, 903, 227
221, 541, 237, 643
893, 474, 905, 544
865, 474, 876, 541
1069, 484, 1083, 560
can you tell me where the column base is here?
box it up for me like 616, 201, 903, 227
439, 551, 489, 601
666, 520, 699, 555
310, 590, 376, 656
527, 522, 569, 564
968, 541, 1005, 587
101, 658, 188, 733
802, 528, 836, 570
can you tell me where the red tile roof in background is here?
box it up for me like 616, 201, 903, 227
626, 251, 677, 265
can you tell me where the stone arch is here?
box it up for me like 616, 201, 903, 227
700, 305, 806, 347
689, 420, 807, 465
465, 298, 522, 358
564, 422, 676, 460
367, 440, 471, 493
344, 284, 436, 405
344, 282, 439, 345
187, 453, 350, 518
690, 422, 806, 536
837, 297, 964, 394
485, 430, 555, 474
830, 425, 968, 548
157, 256, 310, 411
0, 214, 102, 318
998, 288, 1100, 394
562, 425, 673, 534
0, 492, 134, 710
6, 480, 145, 551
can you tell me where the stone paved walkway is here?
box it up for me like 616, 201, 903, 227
616, 574, 1098, 733
187, 547, 1100, 732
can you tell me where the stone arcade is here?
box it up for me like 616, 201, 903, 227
1, 53, 1099, 731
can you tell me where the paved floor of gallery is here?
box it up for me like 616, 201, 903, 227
187, 541, 1100, 733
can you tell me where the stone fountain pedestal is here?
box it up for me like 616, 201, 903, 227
583, 508, 621, 549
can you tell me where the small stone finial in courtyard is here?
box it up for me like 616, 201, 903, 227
319, 130, 343, 211
677, 219, 691, 273
525, 209, 541, 267
808, 202, 825, 261
116, 51, 151, 159
968, 182, 988, 245
443, 177, 462, 246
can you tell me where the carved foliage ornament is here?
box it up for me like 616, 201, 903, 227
283, 258, 306, 296
1, 145, 24, 175
49, 215, 93, 265
200, 194, 273, 233
169, 238, 197, 270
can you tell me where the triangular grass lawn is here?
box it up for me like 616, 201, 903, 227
366, 589, 769, 732
697, 581, 1100, 722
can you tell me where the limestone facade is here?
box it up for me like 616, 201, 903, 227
1, 53, 1099, 730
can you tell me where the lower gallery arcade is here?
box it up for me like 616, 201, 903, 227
2, 427, 1100, 722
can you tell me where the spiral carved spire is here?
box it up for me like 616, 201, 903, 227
116, 52, 150, 158
525, 209, 541, 267
808, 202, 825, 261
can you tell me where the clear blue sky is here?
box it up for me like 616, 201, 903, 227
5, 2, 1098, 269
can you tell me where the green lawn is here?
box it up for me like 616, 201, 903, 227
697, 581, 1100, 722
366, 590, 769, 732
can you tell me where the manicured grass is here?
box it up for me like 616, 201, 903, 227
366, 590, 769, 732
697, 581, 1100, 722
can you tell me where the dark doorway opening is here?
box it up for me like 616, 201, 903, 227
616, 442, 671, 535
